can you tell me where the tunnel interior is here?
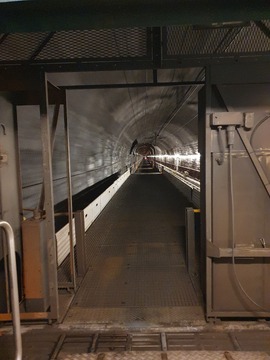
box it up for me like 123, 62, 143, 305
12, 68, 204, 326
0, 13, 270, 354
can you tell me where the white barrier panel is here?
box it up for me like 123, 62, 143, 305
84, 169, 130, 231
56, 169, 131, 266
56, 218, 76, 267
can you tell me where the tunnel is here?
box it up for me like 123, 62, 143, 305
0, 2, 270, 359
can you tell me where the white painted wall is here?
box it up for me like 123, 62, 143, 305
0, 95, 21, 255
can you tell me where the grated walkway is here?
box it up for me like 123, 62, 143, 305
64, 170, 204, 327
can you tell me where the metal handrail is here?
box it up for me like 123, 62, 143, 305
0, 220, 22, 360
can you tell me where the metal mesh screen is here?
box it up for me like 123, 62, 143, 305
0, 28, 148, 63
37, 28, 148, 60
165, 21, 270, 56
225, 21, 270, 53
0, 22, 270, 65
0, 32, 49, 61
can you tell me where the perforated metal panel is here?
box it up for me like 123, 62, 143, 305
37, 28, 148, 60
0, 32, 49, 61
165, 21, 270, 57
0, 28, 149, 63
1, 21, 270, 66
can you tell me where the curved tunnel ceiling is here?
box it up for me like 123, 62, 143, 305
49, 68, 202, 158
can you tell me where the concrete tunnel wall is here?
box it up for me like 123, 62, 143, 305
0, 68, 202, 254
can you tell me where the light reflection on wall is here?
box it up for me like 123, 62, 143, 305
149, 152, 200, 172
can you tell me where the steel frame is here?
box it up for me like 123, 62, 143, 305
1, 22, 270, 73
39, 72, 59, 321
1, 53, 270, 74
63, 93, 76, 290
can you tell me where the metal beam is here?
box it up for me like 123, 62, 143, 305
63, 92, 76, 290
61, 80, 204, 90
254, 20, 270, 39
152, 27, 162, 69
0, 33, 8, 46
39, 72, 59, 321
75, 211, 87, 277
1, 52, 270, 73
0, 1, 269, 33
38, 103, 61, 213
29, 32, 56, 61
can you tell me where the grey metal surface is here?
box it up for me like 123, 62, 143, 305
185, 208, 196, 277
200, 67, 270, 318
64, 174, 202, 326
65, 306, 205, 325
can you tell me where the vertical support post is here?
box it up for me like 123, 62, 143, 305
38, 103, 60, 212
39, 72, 59, 321
152, 27, 162, 69
63, 92, 76, 290
185, 207, 196, 277
75, 210, 86, 277
205, 66, 213, 318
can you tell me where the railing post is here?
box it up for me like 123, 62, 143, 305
75, 210, 87, 277
185, 207, 196, 277
0, 220, 22, 360
40, 71, 59, 320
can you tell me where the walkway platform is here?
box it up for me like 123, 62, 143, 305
1, 163, 270, 359
64, 165, 203, 327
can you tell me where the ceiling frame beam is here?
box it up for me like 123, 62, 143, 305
60, 80, 204, 91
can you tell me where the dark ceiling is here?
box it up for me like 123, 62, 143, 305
1, 5, 270, 164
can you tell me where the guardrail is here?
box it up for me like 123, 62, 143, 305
56, 169, 132, 267
156, 162, 200, 208
0, 220, 22, 360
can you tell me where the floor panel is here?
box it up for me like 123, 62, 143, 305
64, 173, 203, 326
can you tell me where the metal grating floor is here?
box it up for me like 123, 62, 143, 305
59, 352, 270, 360
64, 173, 204, 326
1, 327, 270, 359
